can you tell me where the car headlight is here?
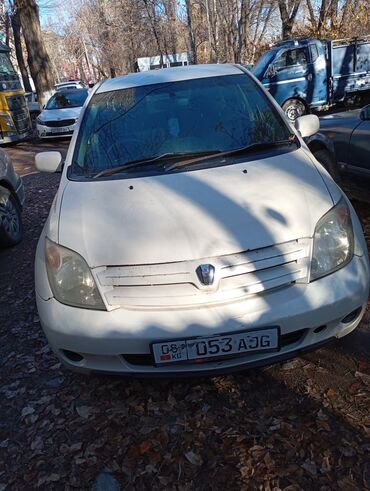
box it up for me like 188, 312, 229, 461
45, 238, 105, 310
311, 197, 354, 281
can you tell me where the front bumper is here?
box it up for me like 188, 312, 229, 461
36, 253, 369, 376
0, 130, 31, 144
36, 123, 75, 139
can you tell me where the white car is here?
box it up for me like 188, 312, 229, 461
55, 81, 86, 91
36, 89, 88, 139
34, 65, 369, 376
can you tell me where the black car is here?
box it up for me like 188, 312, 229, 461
307, 105, 370, 203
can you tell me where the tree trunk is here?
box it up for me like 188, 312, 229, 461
329, 0, 338, 30
306, 0, 318, 32
163, 0, 177, 54
142, 0, 164, 66
10, 10, 32, 92
185, 0, 197, 64
4, 10, 10, 46
277, 0, 301, 40
15, 0, 54, 105
318, 0, 329, 36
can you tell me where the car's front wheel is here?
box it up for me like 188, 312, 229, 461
0, 186, 23, 247
282, 99, 306, 121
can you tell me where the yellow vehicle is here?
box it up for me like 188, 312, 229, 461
0, 41, 32, 144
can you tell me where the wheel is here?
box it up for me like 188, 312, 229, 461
312, 149, 341, 183
282, 99, 306, 122
0, 186, 23, 247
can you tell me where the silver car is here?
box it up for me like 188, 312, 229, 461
0, 148, 24, 247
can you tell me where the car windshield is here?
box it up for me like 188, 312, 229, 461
46, 90, 88, 109
72, 73, 291, 177
0, 53, 17, 76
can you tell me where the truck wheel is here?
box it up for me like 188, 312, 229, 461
282, 99, 306, 121
0, 186, 23, 247
312, 149, 341, 183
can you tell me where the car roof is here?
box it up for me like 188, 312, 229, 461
56, 80, 83, 85
53, 88, 88, 95
96, 64, 244, 93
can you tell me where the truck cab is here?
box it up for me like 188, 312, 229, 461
253, 40, 328, 121
253, 37, 370, 121
0, 41, 32, 144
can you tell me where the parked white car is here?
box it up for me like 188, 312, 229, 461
36, 89, 88, 139
55, 80, 86, 91
34, 65, 369, 376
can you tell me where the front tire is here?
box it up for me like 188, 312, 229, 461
282, 99, 306, 121
0, 186, 23, 247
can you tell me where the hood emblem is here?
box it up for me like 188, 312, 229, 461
196, 264, 215, 286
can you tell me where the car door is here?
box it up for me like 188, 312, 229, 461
346, 117, 370, 192
264, 47, 311, 106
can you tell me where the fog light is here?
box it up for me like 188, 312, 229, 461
313, 325, 327, 334
341, 307, 362, 324
62, 349, 84, 362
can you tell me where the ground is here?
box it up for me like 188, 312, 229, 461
0, 139, 369, 491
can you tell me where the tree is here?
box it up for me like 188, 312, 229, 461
15, 0, 54, 104
277, 0, 301, 39
10, 8, 32, 92
185, 0, 198, 63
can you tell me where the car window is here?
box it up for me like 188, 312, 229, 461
274, 48, 307, 70
72, 74, 291, 177
309, 44, 319, 63
0, 53, 17, 76
252, 50, 277, 78
46, 90, 88, 109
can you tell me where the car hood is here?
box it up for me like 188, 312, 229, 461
320, 108, 361, 121
58, 149, 334, 267
39, 106, 82, 121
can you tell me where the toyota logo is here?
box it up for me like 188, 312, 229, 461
196, 264, 215, 286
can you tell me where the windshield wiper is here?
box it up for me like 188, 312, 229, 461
93, 150, 222, 178
164, 136, 298, 172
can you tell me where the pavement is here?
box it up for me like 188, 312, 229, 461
0, 137, 369, 490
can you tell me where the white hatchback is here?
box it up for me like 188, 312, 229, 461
34, 65, 369, 376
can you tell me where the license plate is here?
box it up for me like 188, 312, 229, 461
152, 328, 279, 365
51, 127, 71, 133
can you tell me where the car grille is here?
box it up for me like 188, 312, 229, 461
13, 109, 31, 133
43, 119, 75, 127
6, 95, 27, 111
96, 239, 312, 309
6, 95, 31, 134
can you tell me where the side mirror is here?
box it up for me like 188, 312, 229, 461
294, 114, 320, 138
360, 105, 370, 121
35, 152, 63, 173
